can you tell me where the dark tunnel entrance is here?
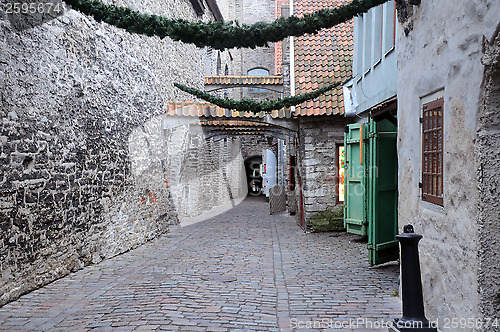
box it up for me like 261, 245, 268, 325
244, 156, 263, 196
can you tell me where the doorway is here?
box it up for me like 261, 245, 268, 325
244, 156, 263, 196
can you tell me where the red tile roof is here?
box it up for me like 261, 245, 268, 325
293, 0, 353, 116
205, 75, 283, 86
199, 119, 273, 135
199, 120, 271, 127
166, 101, 290, 119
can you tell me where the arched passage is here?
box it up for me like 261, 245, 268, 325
161, 106, 299, 219
197, 118, 298, 200
244, 155, 263, 196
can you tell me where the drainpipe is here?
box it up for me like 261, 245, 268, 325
289, 0, 296, 115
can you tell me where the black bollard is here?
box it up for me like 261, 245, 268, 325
393, 224, 437, 331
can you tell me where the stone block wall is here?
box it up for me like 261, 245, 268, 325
163, 122, 248, 221
297, 117, 348, 226
0, 0, 220, 306
241, 134, 272, 160
230, 0, 279, 101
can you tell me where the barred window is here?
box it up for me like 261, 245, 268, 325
422, 98, 444, 206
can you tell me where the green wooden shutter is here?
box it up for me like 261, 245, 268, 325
367, 118, 399, 266
344, 123, 368, 236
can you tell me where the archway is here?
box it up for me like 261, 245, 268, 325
244, 155, 263, 196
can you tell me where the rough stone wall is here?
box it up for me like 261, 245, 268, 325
207, 0, 235, 85
297, 117, 348, 226
477, 26, 500, 325
396, 1, 500, 328
0, 0, 218, 306
164, 123, 248, 221
241, 134, 271, 160
198, 0, 277, 100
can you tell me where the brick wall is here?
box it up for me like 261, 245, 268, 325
230, 0, 279, 101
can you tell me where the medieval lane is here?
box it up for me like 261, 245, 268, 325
0, 196, 401, 331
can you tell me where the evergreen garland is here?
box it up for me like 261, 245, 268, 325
64, 0, 389, 50
173, 82, 342, 114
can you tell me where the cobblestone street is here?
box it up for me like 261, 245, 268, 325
0, 196, 401, 331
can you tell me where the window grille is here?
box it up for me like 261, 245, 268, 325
421, 97, 444, 206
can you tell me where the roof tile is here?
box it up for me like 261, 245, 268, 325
204, 75, 283, 86
165, 101, 290, 119
293, 0, 353, 116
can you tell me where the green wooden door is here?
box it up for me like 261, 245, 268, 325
367, 119, 399, 266
344, 123, 368, 236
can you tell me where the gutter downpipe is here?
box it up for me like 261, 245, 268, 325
289, 0, 296, 115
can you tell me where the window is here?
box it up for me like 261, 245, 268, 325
205, 48, 213, 75
421, 97, 444, 206
216, 52, 221, 75
248, 68, 269, 76
382, 1, 396, 54
337, 144, 345, 203
372, 5, 382, 62
362, 10, 372, 73
353, 1, 396, 76
247, 68, 269, 93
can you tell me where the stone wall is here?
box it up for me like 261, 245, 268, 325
241, 134, 271, 160
396, 0, 500, 328
477, 26, 500, 325
230, 0, 279, 101
297, 116, 348, 226
0, 0, 220, 306
164, 122, 248, 221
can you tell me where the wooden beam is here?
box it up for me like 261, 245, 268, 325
188, 0, 205, 16
206, 0, 223, 21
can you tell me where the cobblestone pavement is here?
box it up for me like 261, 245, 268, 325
0, 196, 401, 331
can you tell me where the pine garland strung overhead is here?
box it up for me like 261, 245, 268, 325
173, 82, 342, 114
64, 0, 389, 50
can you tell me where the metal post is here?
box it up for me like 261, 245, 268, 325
393, 224, 437, 331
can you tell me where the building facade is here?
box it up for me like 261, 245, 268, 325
342, 1, 399, 266
284, 0, 354, 229
396, 0, 500, 328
